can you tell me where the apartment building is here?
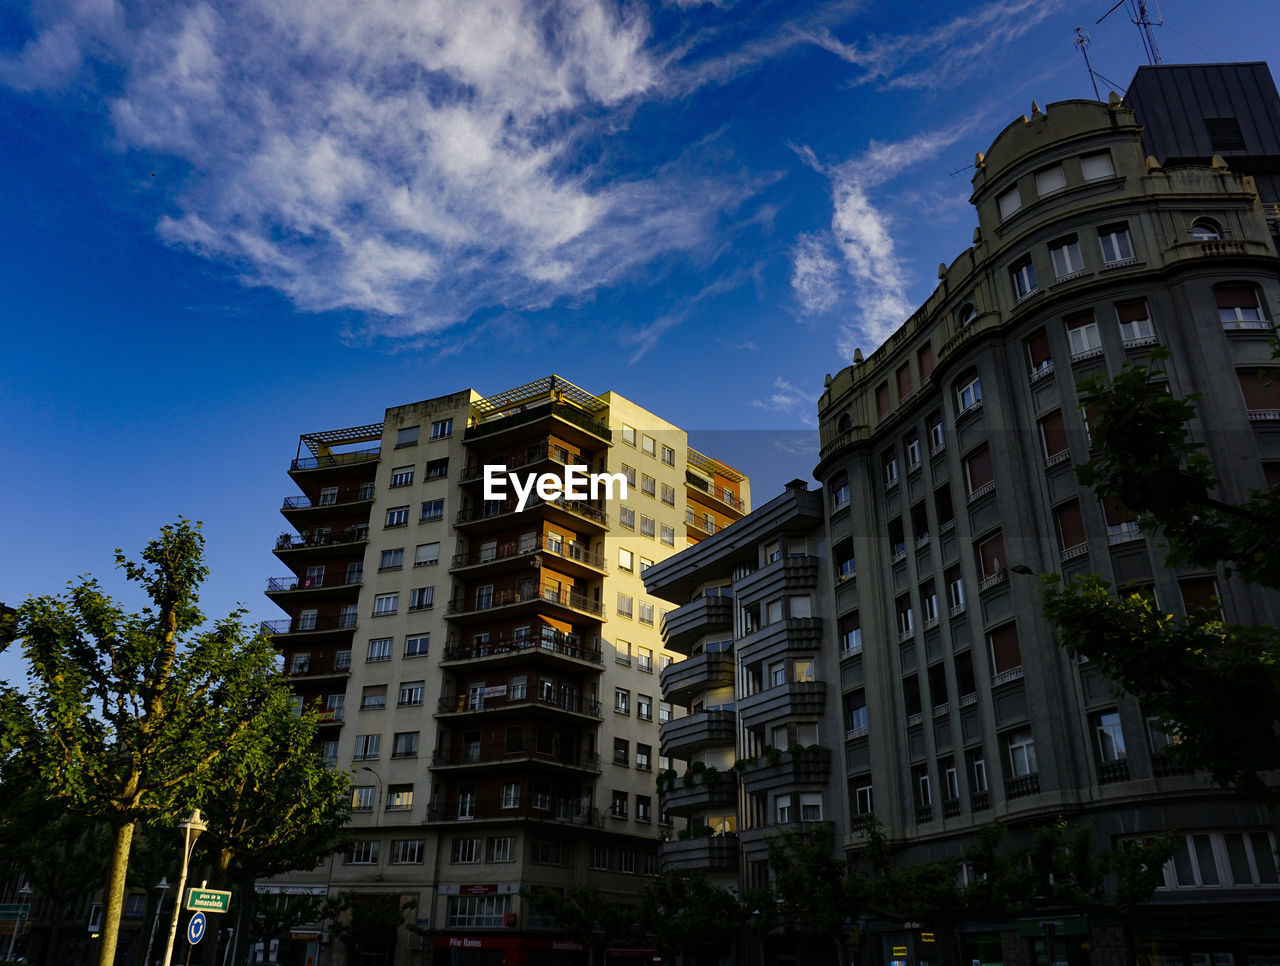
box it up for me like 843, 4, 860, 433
262, 375, 748, 966
813, 93, 1280, 963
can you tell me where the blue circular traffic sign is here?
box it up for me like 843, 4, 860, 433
187, 911, 207, 945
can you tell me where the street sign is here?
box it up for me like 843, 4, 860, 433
186, 888, 232, 913
187, 912, 207, 945
0, 905, 29, 921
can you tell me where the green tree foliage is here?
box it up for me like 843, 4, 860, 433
765, 823, 863, 966
1040, 351, 1280, 798
0, 521, 286, 966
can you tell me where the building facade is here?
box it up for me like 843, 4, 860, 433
263, 375, 747, 966
813, 94, 1280, 962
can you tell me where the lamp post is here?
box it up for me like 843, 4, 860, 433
6, 882, 31, 961
143, 876, 170, 966
160, 809, 208, 966
360, 766, 383, 809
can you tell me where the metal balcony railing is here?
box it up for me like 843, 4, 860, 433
446, 583, 604, 618
290, 448, 380, 471
441, 629, 603, 666
266, 573, 362, 592
260, 614, 357, 635
438, 691, 602, 718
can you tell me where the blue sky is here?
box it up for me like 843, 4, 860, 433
2, 0, 1278, 682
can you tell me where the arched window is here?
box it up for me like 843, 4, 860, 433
837, 412, 853, 433
955, 302, 977, 327
1191, 218, 1221, 241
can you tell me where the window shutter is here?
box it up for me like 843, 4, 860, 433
1054, 500, 1086, 550
1116, 300, 1150, 324
1101, 497, 1134, 526
876, 383, 891, 417
965, 446, 994, 491
897, 364, 912, 398
1065, 309, 1095, 330
988, 624, 1022, 673
1216, 285, 1258, 310
1038, 411, 1068, 457
1026, 329, 1051, 367
918, 343, 935, 379
1238, 370, 1280, 410
1179, 577, 1220, 615
977, 532, 1005, 577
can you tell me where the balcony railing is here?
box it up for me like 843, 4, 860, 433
685, 471, 745, 510
1106, 521, 1142, 545
1097, 759, 1130, 784
260, 614, 357, 635
1061, 543, 1089, 562
458, 443, 589, 482
942, 798, 961, 818
464, 401, 611, 443
446, 583, 604, 618
426, 799, 604, 827
979, 570, 1007, 591
438, 691, 602, 718
971, 791, 990, 811
290, 447, 381, 471
451, 535, 606, 571
281, 487, 374, 510
266, 573, 362, 592
992, 666, 1024, 687
431, 743, 601, 771
456, 495, 608, 528
1005, 774, 1041, 799
685, 511, 722, 535
274, 527, 368, 551
441, 629, 603, 666
967, 480, 996, 504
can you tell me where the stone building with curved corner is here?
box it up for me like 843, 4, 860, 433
815, 94, 1280, 964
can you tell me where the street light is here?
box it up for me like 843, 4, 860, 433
143, 876, 170, 966
6, 882, 31, 962
360, 766, 383, 809
160, 809, 208, 966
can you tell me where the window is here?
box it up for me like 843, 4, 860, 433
501, 781, 520, 808
845, 689, 868, 733
955, 302, 978, 327
367, 637, 392, 662
918, 342, 935, 379
289, 652, 310, 675
379, 548, 403, 571
1238, 368, 1280, 415
639, 556, 654, 573
1066, 310, 1101, 357
637, 694, 653, 721
638, 601, 655, 625
1054, 500, 1086, 552
997, 185, 1021, 219
641, 474, 657, 497
431, 418, 453, 439
839, 613, 862, 654
834, 539, 856, 582
353, 734, 380, 761
637, 647, 653, 671
619, 548, 634, 572
660, 483, 676, 505
620, 506, 635, 529
622, 424, 636, 446
977, 531, 1005, 579
392, 731, 419, 758
829, 470, 850, 510
612, 790, 628, 818
1098, 224, 1134, 264
1035, 165, 1066, 196
396, 426, 419, 447
1179, 576, 1222, 619
386, 784, 413, 810
390, 839, 424, 864
391, 465, 416, 488
1038, 410, 1068, 460
963, 444, 994, 496
373, 593, 398, 616
447, 895, 510, 927
896, 595, 914, 637
426, 457, 449, 479
969, 749, 988, 792
956, 370, 981, 412
621, 464, 637, 487
928, 411, 944, 451
414, 542, 440, 567
398, 680, 424, 707
883, 450, 900, 486
1095, 710, 1127, 761
854, 779, 873, 816
451, 838, 481, 863
921, 581, 938, 622
988, 624, 1022, 677
1191, 218, 1221, 241
347, 840, 379, 864
1026, 328, 1052, 375
660, 524, 675, 546
409, 586, 434, 611
775, 794, 793, 824
615, 689, 631, 714
642, 435, 657, 456
486, 836, 515, 862
385, 505, 409, 527
876, 382, 891, 418
1217, 284, 1264, 324
617, 593, 633, 618
591, 846, 612, 870
640, 515, 656, 538
1080, 151, 1114, 181
1006, 729, 1038, 777
896, 362, 913, 399
404, 634, 428, 657
636, 744, 652, 770
1049, 235, 1083, 277
661, 444, 675, 465
1010, 257, 1036, 298
905, 434, 921, 469
1115, 299, 1155, 343
360, 685, 386, 711
613, 738, 629, 765
1161, 830, 1280, 889
420, 499, 444, 522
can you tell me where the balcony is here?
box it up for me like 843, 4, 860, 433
659, 772, 738, 816
1096, 759, 1130, 784
445, 583, 604, 623
464, 401, 612, 447
1106, 521, 1142, 546
659, 835, 739, 874
315, 707, 345, 726
450, 535, 606, 579
942, 798, 961, 819
739, 746, 832, 796
266, 573, 362, 599
273, 527, 368, 554
458, 442, 590, 486
971, 791, 990, 812
436, 690, 602, 720
280, 487, 374, 515
684, 510, 724, 536
1005, 774, 1041, 799
660, 650, 735, 706
289, 447, 380, 473
685, 472, 746, 513
430, 743, 602, 774
441, 629, 604, 668
659, 708, 736, 760
661, 595, 734, 654
426, 799, 605, 827
979, 570, 1007, 592
734, 555, 820, 609
455, 495, 608, 533
285, 655, 352, 683
737, 681, 826, 732
260, 614, 357, 639
737, 617, 823, 668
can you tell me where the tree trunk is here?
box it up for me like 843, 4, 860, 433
98, 820, 137, 966
200, 852, 235, 966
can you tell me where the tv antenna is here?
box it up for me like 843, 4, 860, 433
1097, 0, 1163, 65
1074, 27, 1101, 100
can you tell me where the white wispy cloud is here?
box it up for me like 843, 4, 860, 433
751, 376, 817, 425
789, 232, 842, 315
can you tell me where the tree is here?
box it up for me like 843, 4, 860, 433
0, 521, 280, 966
1040, 351, 1280, 797
765, 823, 863, 966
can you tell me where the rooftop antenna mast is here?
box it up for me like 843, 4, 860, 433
1097, 0, 1163, 65
1074, 26, 1101, 99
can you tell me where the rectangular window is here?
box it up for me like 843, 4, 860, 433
1179, 576, 1222, 618
621, 464, 637, 487
1217, 284, 1263, 323
639, 556, 654, 573
385, 506, 409, 527
390, 839, 423, 864
883, 450, 900, 486
1099, 224, 1134, 263
1095, 710, 1127, 761
839, 613, 862, 654
620, 506, 636, 529
351, 785, 375, 811
1054, 500, 1086, 552
660, 483, 676, 505
1049, 236, 1083, 277
918, 342, 935, 380
1035, 165, 1066, 196
905, 435, 921, 469
1238, 369, 1280, 414
641, 474, 657, 497
392, 731, 419, 758
896, 362, 913, 399
1117, 299, 1155, 343
660, 524, 675, 546
431, 419, 453, 439
396, 426, 419, 447
775, 794, 793, 824
613, 738, 629, 765
997, 186, 1021, 219
386, 784, 413, 810
360, 685, 386, 711
426, 458, 449, 480
368, 637, 392, 662
637, 646, 653, 671
405, 634, 429, 657
956, 372, 982, 411
617, 594, 633, 618
988, 624, 1022, 676
451, 838, 481, 864
1039, 410, 1068, 459
622, 424, 636, 446
637, 694, 653, 721
1006, 729, 1038, 777
353, 734, 380, 761
501, 781, 520, 808
638, 601, 655, 625
1066, 309, 1102, 356
390, 465, 414, 487
409, 586, 434, 611
963, 445, 994, 495
419, 499, 444, 522
347, 840, 379, 864
486, 836, 515, 862
1010, 258, 1036, 298
379, 548, 404, 571
398, 680, 424, 707
414, 542, 440, 567
642, 435, 657, 456
876, 382, 891, 418
640, 515, 656, 538
373, 593, 398, 616
1026, 328, 1052, 374
447, 895, 510, 927
636, 744, 652, 770
615, 689, 631, 714
619, 548, 634, 572
977, 531, 1006, 579
611, 791, 628, 818
928, 411, 944, 451
1081, 151, 1114, 181
661, 444, 676, 465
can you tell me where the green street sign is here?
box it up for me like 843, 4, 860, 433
186, 889, 232, 913
1016, 915, 1089, 938
0, 904, 29, 921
